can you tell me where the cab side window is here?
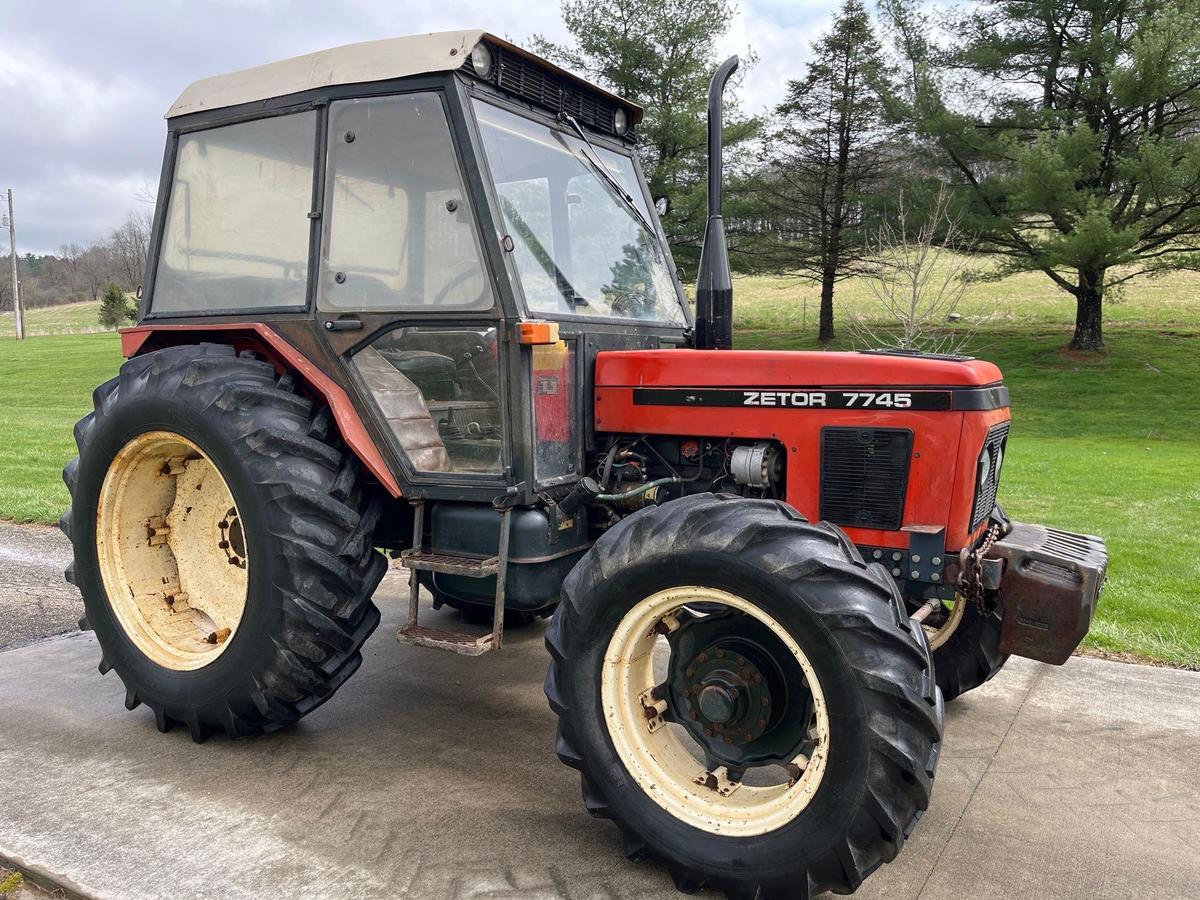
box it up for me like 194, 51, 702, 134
152, 111, 317, 314
319, 94, 492, 311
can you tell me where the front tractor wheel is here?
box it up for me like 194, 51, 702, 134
912, 596, 1008, 702
546, 494, 943, 898
62, 344, 386, 741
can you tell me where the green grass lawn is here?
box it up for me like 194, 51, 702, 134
0, 333, 123, 523
0, 273, 1196, 667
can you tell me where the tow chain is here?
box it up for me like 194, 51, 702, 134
959, 523, 1001, 613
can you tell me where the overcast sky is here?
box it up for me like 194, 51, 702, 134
0, 0, 835, 253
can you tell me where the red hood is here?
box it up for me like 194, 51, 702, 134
595, 349, 1003, 388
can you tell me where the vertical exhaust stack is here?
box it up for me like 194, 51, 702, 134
694, 55, 739, 351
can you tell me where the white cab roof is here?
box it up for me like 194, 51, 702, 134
166, 29, 640, 121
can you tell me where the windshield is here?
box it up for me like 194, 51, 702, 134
473, 100, 686, 324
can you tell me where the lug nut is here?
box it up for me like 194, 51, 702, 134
698, 653, 708, 663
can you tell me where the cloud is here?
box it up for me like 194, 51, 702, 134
0, 0, 832, 252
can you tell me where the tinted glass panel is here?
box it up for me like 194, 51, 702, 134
153, 111, 316, 313
320, 94, 492, 311
354, 327, 503, 474
474, 101, 685, 323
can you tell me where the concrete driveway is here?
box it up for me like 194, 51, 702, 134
1, 564, 1198, 899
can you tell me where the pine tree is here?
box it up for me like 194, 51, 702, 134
884, 0, 1200, 350
97, 283, 135, 329
755, 0, 895, 342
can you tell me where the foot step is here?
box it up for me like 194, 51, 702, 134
399, 549, 499, 577
396, 623, 496, 656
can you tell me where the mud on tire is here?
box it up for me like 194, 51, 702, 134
545, 493, 944, 899
61, 343, 386, 741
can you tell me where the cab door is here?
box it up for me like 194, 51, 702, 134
314, 91, 512, 493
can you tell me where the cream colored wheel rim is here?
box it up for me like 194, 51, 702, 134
925, 597, 967, 651
600, 586, 831, 837
96, 431, 249, 671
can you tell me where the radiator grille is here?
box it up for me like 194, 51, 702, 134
971, 421, 1011, 530
820, 428, 913, 531
467, 46, 624, 136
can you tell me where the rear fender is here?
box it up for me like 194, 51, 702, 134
119, 324, 401, 497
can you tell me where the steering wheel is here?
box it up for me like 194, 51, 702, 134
432, 263, 491, 308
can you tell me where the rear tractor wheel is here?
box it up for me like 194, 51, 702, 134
61, 344, 386, 740
546, 494, 943, 898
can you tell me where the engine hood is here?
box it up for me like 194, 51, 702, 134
595, 349, 1003, 389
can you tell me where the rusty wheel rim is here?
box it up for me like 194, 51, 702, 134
96, 431, 248, 671
600, 586, 831, 837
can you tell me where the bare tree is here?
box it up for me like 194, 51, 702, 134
109, 209, 153, 290
850, 183, 989, 354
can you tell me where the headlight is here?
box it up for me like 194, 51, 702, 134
977, 447, 992, 490
469, 41, 493, 78
613, 108, 629, 135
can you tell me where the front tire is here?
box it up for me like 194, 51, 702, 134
61, 343, 386, 741
919, 597, 1008, 701
546, 494, 943, 898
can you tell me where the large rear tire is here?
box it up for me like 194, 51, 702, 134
61, 343, 386, 741
546, 494, 943, 898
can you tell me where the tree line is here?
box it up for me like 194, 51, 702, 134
14, 1, 1200, 351
540, 0, 1200, 350
0, 209, 151, 317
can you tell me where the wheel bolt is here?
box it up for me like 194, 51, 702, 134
686, 668, 695, 678
704, 728, 713, 736
715, 649, 725, 658
737, 656, 745, 666
218, 540, 229, 549
690, 711, 699, 720
757, 718, 766, 728
761, 697, 769, 707
698, 653, 708, 663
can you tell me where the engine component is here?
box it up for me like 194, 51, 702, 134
730, 442, 778, 488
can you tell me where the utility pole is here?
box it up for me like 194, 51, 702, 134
5, 189, 23, 340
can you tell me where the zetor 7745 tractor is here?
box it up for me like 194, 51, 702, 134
62, 31, 1108, 899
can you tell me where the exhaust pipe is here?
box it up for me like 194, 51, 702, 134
694, 55, 739, 351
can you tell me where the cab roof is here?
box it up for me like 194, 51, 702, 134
165, 29, 643, 122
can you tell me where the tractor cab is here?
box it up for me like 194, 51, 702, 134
140, 31, 687, 512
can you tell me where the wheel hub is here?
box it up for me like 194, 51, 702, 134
667, 611, 813, 768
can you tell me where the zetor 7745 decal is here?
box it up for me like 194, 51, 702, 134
634, 387, 971, 409
61, 31, 1107, 900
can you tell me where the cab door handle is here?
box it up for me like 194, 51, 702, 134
324, 316, 362, 332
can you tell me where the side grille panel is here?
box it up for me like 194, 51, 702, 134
971, 421, 1011, 530
820, 427, 914, 531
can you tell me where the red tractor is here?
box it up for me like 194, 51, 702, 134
61, 31, 1107, 898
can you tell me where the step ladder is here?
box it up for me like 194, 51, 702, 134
396, 501, 512, 656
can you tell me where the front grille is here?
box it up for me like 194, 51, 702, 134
971, 421, 1011, 530
820, 427, 913, 531
466, 45, 624, 136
